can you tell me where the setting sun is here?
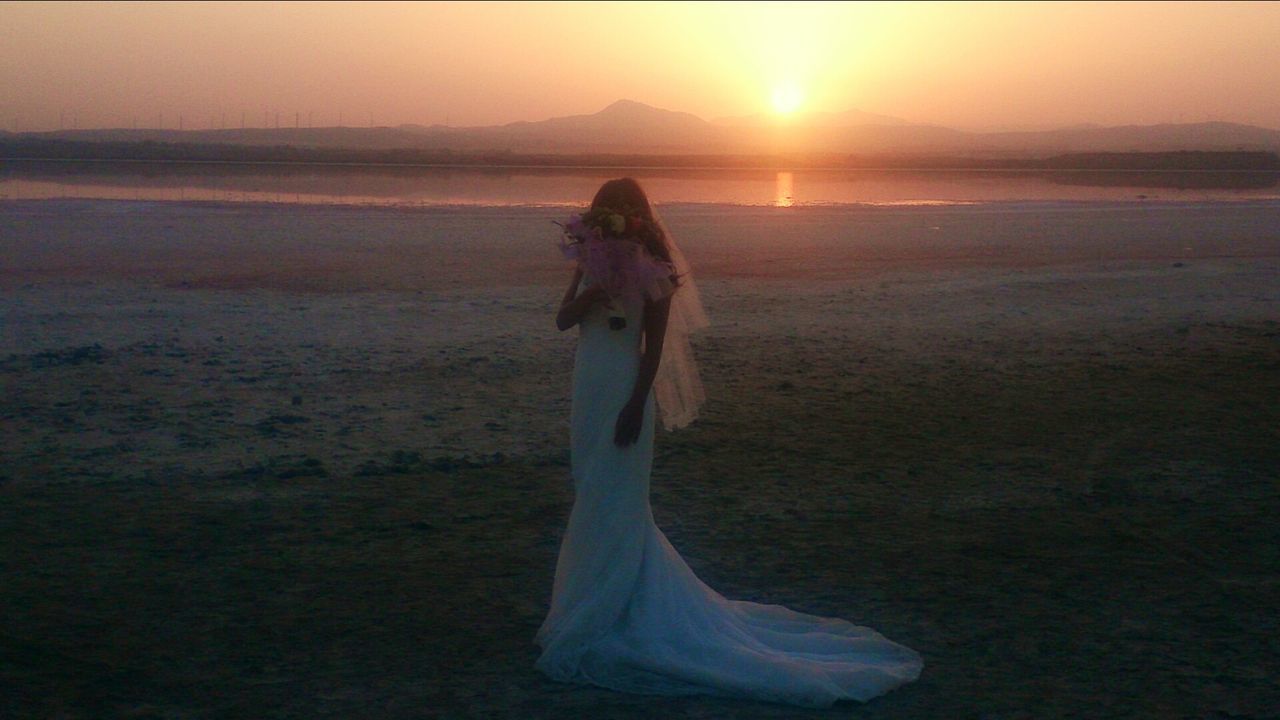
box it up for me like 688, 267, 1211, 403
771, 83, 804, 116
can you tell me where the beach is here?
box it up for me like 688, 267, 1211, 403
2, 198, 1278, 718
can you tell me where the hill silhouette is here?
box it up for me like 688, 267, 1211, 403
4, 100, 1280, 165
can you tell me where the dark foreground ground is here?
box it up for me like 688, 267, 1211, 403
4, 322, 1278, 719
2, 201, 1278, 719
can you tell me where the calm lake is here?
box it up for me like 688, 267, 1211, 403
3, 160, 1279, 207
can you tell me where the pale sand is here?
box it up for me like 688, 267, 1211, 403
1, 199, 1278, 718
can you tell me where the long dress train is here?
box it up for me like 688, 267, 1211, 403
534, 296, 923, 708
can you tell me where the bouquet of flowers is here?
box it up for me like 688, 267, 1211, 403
557, 207, 675, 329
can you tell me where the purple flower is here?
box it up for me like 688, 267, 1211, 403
555, 213, 676, 306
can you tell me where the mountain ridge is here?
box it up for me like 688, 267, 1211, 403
8, 99, 1280, 157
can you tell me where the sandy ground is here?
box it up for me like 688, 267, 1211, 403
1, 199, 1279, 719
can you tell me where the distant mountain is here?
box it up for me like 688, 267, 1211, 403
12, 100, 1280, 158
515, 99, 709, 132
971, 121, 1280, 154
20, 126, 441, 151
434, 99, 727, 153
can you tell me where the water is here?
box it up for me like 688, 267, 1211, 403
2, 159, 1278, 207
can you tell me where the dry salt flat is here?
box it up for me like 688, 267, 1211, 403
1, 198, 1278, 719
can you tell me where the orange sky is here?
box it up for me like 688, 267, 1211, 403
3, 1, 1278, 132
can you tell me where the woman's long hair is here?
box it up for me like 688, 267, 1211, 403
588, 177, 708, 430
590, 177, 673, 265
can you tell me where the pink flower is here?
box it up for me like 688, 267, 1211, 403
556, 214, 675, 304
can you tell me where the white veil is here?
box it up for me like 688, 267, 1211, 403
650, 205, 709, 430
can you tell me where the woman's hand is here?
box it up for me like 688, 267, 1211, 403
556, 272, 611, 331
578, 284, 610, 307
614, 398, 646, 447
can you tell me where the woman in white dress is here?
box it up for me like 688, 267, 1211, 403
535, 178, 923, 708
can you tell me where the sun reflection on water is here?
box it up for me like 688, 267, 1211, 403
774, 171, 794, 207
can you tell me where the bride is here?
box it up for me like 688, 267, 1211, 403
535, 178, 922, 708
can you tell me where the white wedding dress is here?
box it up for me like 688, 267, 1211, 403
534, 293, 924, 708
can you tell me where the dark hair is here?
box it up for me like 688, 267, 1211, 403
590, 177, 672, 264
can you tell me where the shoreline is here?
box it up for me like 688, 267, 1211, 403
5, 195, 1280, 214
7, 155, 1280, 173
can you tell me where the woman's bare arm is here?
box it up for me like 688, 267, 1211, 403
556, 268, 608, 331
614, 295, 671, 446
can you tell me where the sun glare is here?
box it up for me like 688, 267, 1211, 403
771, 83, 803, 116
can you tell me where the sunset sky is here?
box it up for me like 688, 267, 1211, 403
3, 1, 1278, 132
